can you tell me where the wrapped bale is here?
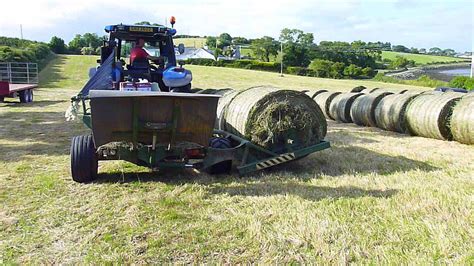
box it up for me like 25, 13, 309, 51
351, 86, 367, 93
329, 92, 364, 123
313, 91, 342, 120
190, 88, 203, 93
305, 89, 328, 99
375, 88, 408, 94
350, 92, 393, 127
361, 88, 379, 94
406, 92, 463, 140
198, 88, 218, 94
374, 93, 420, 133
450, 96, 474, 144
217, 86, 327, 150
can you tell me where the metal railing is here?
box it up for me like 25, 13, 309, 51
0, 62, 38, 84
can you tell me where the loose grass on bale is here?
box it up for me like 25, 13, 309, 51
190, 88, 203, 93
313, 91, 342, 120
329, 92, 364, 123
351, 86, 367, 93
218, 86, 327, 150
450, 95, 474, 144
375, 88, 409, 94
374, 93, 420, 133
350, 92, 393, 127
406, 92, 463, 140
305, 89, 328, 99
197, 88, 218, 94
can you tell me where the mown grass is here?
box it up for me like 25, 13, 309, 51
174, 38, 207, 48
1, 55, 473, 263
381, 51, 467, 65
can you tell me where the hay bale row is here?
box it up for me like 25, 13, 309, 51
304, 89, 328, 99
406, 92, 463, 140
350, 86, 367, 93
350, 92, 393, 127
361, 88, 379, 93
313, 91, 342, 120
328, 92, 364, 123
374, 93, 420, 133
217, 86, 327, 150
450, 95, 474, 144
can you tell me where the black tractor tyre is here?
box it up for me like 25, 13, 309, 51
71, 135, 98, 183
170, 83, 192, 93
19, 90, 28, 103
0, 96, 4, 103
27, 89, 33, 102
207, 137, 232, 175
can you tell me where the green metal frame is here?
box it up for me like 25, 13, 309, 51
73, 95, 330, 175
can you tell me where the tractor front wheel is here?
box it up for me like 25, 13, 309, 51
71, 135, 98, 183
207, 137, 232, 175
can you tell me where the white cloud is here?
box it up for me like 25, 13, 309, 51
0, 0, 471, 51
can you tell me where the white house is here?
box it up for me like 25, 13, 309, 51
176, 48, 215, 61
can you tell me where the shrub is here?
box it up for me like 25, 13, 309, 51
344, 64, 363, 78
449, 76, 474, 90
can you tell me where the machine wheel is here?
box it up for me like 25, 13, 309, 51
19, 90, 28, 103
71, 134, 98, 183
170, 83, 191, 93
0, 96, 4, 103
207, 137, 232, 175
27, 89, 34, 102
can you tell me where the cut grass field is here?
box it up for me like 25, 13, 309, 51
174, 37, 206, 48
381, 51, 467, 65
1, 55, 473, 263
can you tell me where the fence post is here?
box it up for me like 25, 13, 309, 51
26, 63, 30, 83
7, 62, 12, 83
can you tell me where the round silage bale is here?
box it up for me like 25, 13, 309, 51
351, 86, 367, 93
198, 88, 218, 94
450, 96, 474, 144
350, 92, 393, 127
304, 89, 329, 99
328, 92, 364, 123
360, 88, 380, 93
313, 91, 342, 120
375, 88, 409, 94
374, 93, 420, 133
218, 86, 327, 150
406, 92, 463, 140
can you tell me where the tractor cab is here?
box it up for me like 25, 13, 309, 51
98, 22, 192, 92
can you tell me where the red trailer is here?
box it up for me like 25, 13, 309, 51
0, 62, 38, 103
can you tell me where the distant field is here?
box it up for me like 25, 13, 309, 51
174, 37, 206, 48
381, 51, 466, 65
1, 55, 472, 264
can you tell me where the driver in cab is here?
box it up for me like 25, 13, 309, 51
130, 38, 162, 66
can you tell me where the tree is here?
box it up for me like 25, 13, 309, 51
218, 33, 232, 48
68, 34, 86, 54
213, 48, 222, 60
279, 28, 315, 67
232, 37, 250, 45
49, 36, 67, 54
390, 56, 415, 69
205, 36, 217, 49
410, 47, 419, 54
308, 59, 333, 78
251, 36, 279, 62
429, 47, 442, 55
443, 49, 456, 56
419, 48, 427, 54
392, 45, 410, 53
330, 62, 345, 79
343, 64, 362, 78
82, 33, 102, 50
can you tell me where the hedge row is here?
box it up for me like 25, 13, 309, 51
184, 58, 281, 72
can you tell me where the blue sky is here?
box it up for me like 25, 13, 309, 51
0, 0, 472, 52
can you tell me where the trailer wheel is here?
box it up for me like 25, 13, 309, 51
0, 96, 4, 103
208, 137, 232, 175
27, 89, 33, 102
19, 90, 28, 103
71, 134, 98, 183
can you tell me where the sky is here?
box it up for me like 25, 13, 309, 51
0, 0, 472, 52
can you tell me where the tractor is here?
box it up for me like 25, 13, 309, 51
69, 19, 330, 183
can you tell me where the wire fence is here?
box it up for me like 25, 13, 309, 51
0, 62, 38, 84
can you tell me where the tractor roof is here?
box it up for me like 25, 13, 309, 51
104, 24, 177, 41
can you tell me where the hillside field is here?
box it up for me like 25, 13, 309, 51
381, 51, 467, 65
0, 55, 473, 264
174, 37, 206, 48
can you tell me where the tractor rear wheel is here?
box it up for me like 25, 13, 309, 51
207, 137, 232, 175
71, 134, 98, 183
19, 90, 27, 103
